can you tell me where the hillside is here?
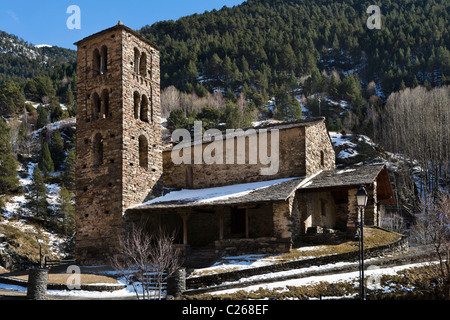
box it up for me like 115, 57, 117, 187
140, 0, 449, 98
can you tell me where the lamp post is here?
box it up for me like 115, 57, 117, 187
356, 185, 368, 300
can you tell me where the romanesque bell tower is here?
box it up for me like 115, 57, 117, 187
74, 22, 162, 264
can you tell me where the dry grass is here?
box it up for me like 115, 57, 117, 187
274, 227, 401, 263
16, 273, 118, 285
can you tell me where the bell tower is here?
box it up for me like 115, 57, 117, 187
74, 22, 162, 264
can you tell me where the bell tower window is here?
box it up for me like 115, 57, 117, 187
101, 89, 109, 118
93, 49, 100, 76
139, 135, 148, 169
100, 45, 108, 74
93, 133, 104, 166
134, 48, 140, 74
139, 52, 147, 77
92, 92, 101, 120
133, 91, 140, 119
140, 94, 149, 122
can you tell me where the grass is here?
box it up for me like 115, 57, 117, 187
269, 227, 402, 263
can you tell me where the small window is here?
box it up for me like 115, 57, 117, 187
320, 150, 325, 167
134, 48, 140, 74
133, 91, 140, 119
138, 135, 148, 168
100, 45, 108, 74
93, 49, 101, 76
140, 94, 149, 122
101, 89, 109, 118
139, 52, 147, 77
93, 133, 103, 166
92, 92, 101, 120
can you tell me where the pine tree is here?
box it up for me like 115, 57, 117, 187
56, 185, 75, 236
63, 148, 76, 190
26, 166, 49, 219
0, 118, 19, 194
39, 142, 54, 176
36, 106, 49, 129
50, 130, 65, 171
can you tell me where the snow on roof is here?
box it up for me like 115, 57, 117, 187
128, 177, 304, 210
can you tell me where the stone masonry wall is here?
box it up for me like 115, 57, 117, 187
75, 25, 162, 264
163, 125, 309, 189
304, 122, 335, 175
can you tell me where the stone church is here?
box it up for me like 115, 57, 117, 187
74, 23, 394, 264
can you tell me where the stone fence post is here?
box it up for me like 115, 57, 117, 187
166, 268, 186, 298
27, 267, 48, 300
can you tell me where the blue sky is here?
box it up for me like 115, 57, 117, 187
0, 0, 245, 49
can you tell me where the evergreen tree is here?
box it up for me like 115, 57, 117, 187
63, 148, 76, 190
26, 166, 49, 219
38, 142, 54, 176
50, 130, 65, 171
166, 109, 188, 132
56, 185, 75, 236
0, 118, 19, 194
36, 106, 49, 129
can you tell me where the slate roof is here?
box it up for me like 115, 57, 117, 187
127, 177, 306, 210
300, 164, 386, 191
127, 164, 392, 211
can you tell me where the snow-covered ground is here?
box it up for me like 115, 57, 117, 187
209, 261, 438, 297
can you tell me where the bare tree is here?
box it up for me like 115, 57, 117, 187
410, 192, 450, 299
111, 224, 182, 300
379, 86, 450, 203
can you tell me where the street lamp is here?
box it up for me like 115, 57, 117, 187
356, 185, 368, 300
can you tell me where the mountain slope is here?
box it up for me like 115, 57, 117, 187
140, 0, 450, 98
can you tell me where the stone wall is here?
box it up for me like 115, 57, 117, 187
163, 125, 310, 189
214, 237, 291, 256
304, 122, 335, 175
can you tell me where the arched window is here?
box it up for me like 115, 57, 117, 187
101, 89, 109, 118
138, 135, 148, 169
134, 48, 140, 74
92, 92, 101, 120
93, 49, 101, 76
93, 133, 103, 166
133, 91, 140, 119
100, 45, 108, 74
139, 52, 147, 77
140, 94, 149, 122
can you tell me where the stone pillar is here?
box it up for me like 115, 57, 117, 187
166, 268, 186, 298
27, 267, 48, 300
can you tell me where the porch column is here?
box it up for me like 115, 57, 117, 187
219, 210, 224, 240
178, 209, 191, 246
245, 208, 249, 239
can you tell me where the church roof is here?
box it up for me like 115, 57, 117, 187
127, 164, 394, 211
127, 176, 305, 210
